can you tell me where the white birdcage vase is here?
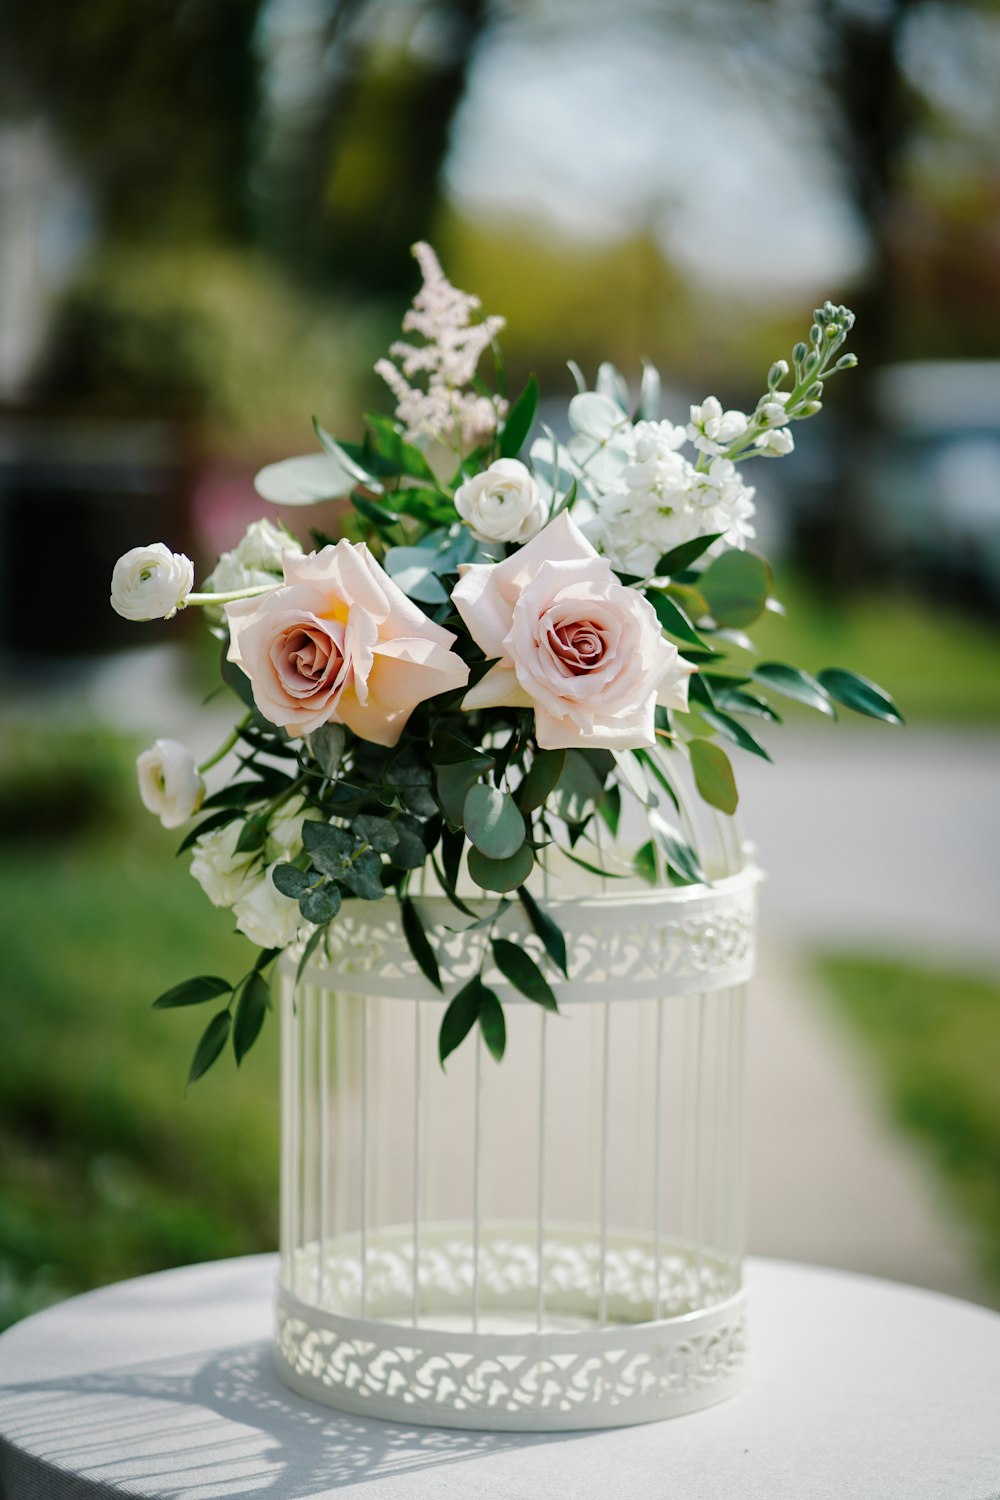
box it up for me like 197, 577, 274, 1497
274, 792, 758, 1431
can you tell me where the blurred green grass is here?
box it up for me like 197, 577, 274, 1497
0, 731, 278, 1331
816, 954, 1000, 1301
753, 577, 1000, 723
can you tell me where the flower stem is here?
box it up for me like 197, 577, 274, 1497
183, 583, 281, 608
199, 713, 251, 773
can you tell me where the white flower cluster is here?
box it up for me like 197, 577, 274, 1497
190, 798, 308, 950
203, 519, 301, 613
375, 242, 506, 449
567, 394, 757, 577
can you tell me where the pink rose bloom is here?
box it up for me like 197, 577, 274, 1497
226, 541, 469, 745
452, 511, 693, 751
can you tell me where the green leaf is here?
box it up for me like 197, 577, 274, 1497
364, 411, 437, 480
634, 840, 658, 885
429, 729, 483, 765
647, 589, 704, 646
696, 704, 773, 762
389, 815, 427, 870
649, 810, 705, 884
351, 492, 400, 533
295, 927, 325, 985
500, 373, 538, 458
689, 738, 739, 815
441, 824, 464, 893
516, 748, 566, 813
553, 750, 605, 823
401, 898, 442, 991
597, 783, 622, 835
817, 669, 904, 724
342, 849, 385, 900
272, 863, 312, 899
752, 662, 835, 717
309, 722, 347, 776
299, 882, 341, 924
153, 975, 231, 1010
654, 532, 724, 576
235, 817, 267, 854
478, 987, 507, 1061
713, 686, 782, 722
233, 972, 269, 1065
613, 749, 658, 808
491, 938, 558, 1010
312, 418, 378, 488
303, 820, 357, 874
468, 843, 535, 892
516, 887, 569, 976
437, 758, 493, 825
463, 784, 526, 860
561, 849, 628, 879
187, 1010, 232, 1086
699, 550, 772, 628
439, 976, 483, 1067
354, 814, 400, 853
175, 809, 239, 855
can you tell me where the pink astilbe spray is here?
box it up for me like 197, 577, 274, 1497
375, 242, 506, 449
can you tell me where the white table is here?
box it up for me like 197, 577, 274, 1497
0, 1255, 997, 1499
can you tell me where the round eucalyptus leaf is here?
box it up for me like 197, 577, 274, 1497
463, 784, 525, 860
468, 843, 534, 892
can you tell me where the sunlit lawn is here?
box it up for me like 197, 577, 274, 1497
0, 736, 279, 1331
816, 954, 1000, 1302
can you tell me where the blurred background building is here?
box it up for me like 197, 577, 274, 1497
0, 0, 998, 1328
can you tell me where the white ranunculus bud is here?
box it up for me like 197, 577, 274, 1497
455, 459, 547, 544
189, 821, 255, 907
111, 544, 194, 621
232, 864, 303, 949
203, 519, 301, 609
136, 739, 205, 829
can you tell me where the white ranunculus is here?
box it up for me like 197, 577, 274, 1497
232, 864, 303, 949
111, 544, 194, 621
455, 459, 547, 544
203, 519, 301, 608
136, 739, 205, 829
189, 821, 256, 908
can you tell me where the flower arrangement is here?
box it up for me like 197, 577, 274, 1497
113, 244, 901, 1082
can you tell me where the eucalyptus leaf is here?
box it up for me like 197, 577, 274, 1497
309, 723, 347, 776
468, 843, 534, 892
354, 814, 400, 853
153, 975, 231, 1010
253, 452, 355, 506
613, 749, 658, 808
437, 759, 492, 825
272, 864, 312, 899
300, 882, 341, 924
342, 849, 385, 900
187, 1010, 232, 1086
689, 738, 739, 815
463, 784, 526, 860
390, 815, 427, 870
439, 976, 483, 1067
491, 939, 558, 1010
233, 972, 269, 1065
553, 750, 605, 823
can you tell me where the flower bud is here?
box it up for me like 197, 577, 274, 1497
111, 544, 194, 621
136, 740, 205, 828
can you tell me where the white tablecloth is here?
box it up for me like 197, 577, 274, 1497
0, 1254, 998, 1499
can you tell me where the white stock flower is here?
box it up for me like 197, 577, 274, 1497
204, 519, 301, 607
232, 864, 303, 949
754, 427, 795, 456
687, 397, 749, 457
455, 459, 547, 543
136, 739, 205, 829
190, 821, 256, 908
756, 393, 791, 428
111, 544, 194, 621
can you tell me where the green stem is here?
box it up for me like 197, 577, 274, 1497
183, 583, 280, 608
198, 713, 251, 774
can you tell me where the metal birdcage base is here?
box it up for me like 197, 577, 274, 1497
275, 1224, 746, 1429
274, 862, 758, 1431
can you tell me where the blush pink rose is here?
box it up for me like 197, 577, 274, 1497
226, 541, 469, 745
451, 511, 693, 750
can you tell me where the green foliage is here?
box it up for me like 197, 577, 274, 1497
817, 669, 904, 725
699, 551, 772, 628
233, 973, 269, 1066
152, 976, 231, 1010
499, 374, 539, 458
187, 1012, 232, 1086
517, 887, 569, 978
491, 939, 558, 1010
463, 784, 525, 860
689, 739, 739, 815
400, 898, 442, 991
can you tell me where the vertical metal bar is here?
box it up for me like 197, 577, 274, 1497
360, 995, 370, 1319
411, 999, 422, 1327
289, 976, 301, 1296
652, 994, 665, 1321
472, 1028, 483, 1333
694, 991, 706, 1303
598, 999, 611, 1327
318, 989, 329, 1304
280, 973, 291, 1287
535, 1007, 548, 1332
